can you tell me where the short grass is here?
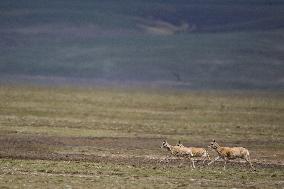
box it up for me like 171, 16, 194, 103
0, 86, 283, 141
0, 86, 283, 188
0, 159, 283, 189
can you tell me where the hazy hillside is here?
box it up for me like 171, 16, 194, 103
0, 0, 284, 89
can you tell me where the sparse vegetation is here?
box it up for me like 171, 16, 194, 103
0, 86, 283, 188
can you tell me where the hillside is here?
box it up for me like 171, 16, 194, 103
0, 0, 284, 89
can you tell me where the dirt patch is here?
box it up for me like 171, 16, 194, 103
0, 133, 164, 149
0, 133, 283, 170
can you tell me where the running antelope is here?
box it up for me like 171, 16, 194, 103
160, 140, 195, 168
208, 139, 256, 171
177, 141, 210, 165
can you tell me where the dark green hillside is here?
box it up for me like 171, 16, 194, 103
0, 0, 284, 89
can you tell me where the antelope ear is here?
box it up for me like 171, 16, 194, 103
213, 139, 216, 142
178, 140, 181, 144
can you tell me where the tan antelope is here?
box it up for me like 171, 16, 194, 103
160, 140, 196, 168
208, 139, 256, 171
177, 141, 210, 165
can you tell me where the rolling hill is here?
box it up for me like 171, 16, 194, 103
0, 0, 284, 89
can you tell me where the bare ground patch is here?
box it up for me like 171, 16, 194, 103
0, 133, 283, 170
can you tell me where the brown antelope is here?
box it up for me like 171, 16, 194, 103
160, 140, 195, 168
177, 141, 210, 165
208, 139, 256, 171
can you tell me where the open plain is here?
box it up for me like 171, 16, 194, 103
0, 86, 283, 188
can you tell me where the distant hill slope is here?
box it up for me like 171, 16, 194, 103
0, 0, 284, 89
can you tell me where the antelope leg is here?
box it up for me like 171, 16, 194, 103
208, 156, 220, 165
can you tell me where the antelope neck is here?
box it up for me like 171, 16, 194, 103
215, 145, 223, 155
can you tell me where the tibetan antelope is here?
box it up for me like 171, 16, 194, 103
177, 141, 210, 165
208, 139, 256, 171
160, 140, 195, 168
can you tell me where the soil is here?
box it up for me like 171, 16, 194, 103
0, 133, 283, 170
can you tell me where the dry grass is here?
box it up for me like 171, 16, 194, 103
0, 86, 283, 188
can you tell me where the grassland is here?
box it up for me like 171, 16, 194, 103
0, 86, 283, 188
